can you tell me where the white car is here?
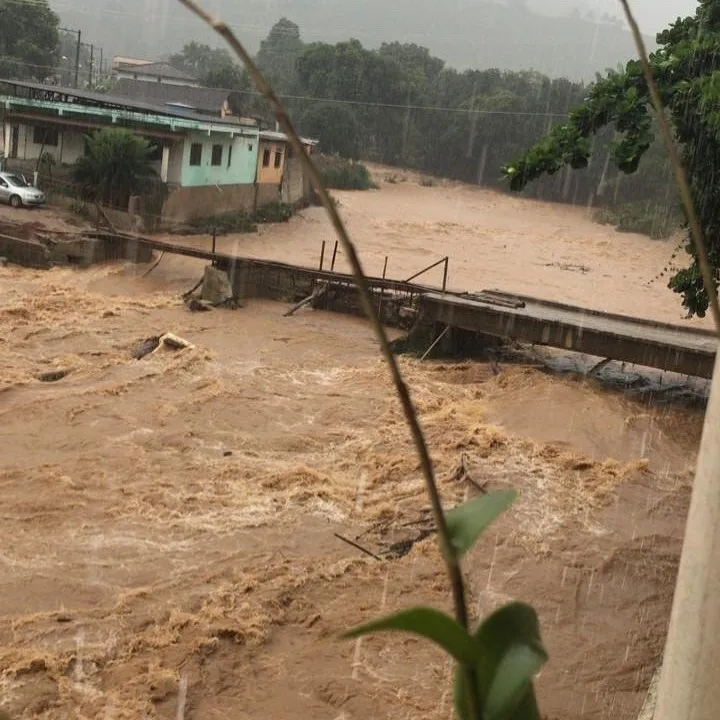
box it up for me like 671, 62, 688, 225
0, 172, 46, 208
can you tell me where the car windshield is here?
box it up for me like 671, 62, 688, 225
4, 175, 30, 188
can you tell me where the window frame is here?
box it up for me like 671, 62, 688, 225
189, 142, 203, 167
211, 144, 223, 167
32, 126, 59, 147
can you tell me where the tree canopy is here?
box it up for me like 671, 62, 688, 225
0, 0, 59, 81
503, 0, 720, 318
73, 129, 152, 208
168, 41, 244, 89
255, 18, 305, 94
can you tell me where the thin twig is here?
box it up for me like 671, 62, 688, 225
619, 0, 720, 333
172, 3, 479, 714
334, 533, 384, 562
142, 251, 165, 277
181, 277, 203, 298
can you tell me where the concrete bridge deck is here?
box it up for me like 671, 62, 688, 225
419, 291, 718, 379
92, 232, 720, 379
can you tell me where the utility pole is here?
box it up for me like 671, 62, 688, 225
88, 44, 94, 90
59, 27, 82, 88
653, 350, 720, 720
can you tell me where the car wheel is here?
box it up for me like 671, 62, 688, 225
9, 195, 22, 208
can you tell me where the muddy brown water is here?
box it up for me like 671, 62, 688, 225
0, 177, 706, 718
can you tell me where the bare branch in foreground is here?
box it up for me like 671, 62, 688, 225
170, 3, 479, 713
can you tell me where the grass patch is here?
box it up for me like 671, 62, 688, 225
315, 155, 378, 190
177, 203, 295, 236
593, 201, 682, 239
253, 202, 293, 224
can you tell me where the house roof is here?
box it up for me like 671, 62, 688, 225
116, 62, 197, 83
0, 79, 259, 137
114, 79, 229, 115
260, 130, 318, 146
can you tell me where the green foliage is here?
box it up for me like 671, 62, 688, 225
593, 201, 682, 239
345, 608, 477, 663
445, 490, 517, 558
345, 491, 547, 720
255, 18, 305, 94
503, 1, 720, 317
187, 209, 257, 235
0, 0, 59, 81
168, 41, 245, 89
185, 203, 294, 236
254, 202, 293, 224
315, 156, 377, 190
72, 129, 152, 208
300, 103, 361, 160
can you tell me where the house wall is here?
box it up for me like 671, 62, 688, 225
5, 123, 86, 165
180, 132, 258, 188
162, 183, 256, 222
256, 140, 286, 185
166, 141, 184, 185
282, 153, 309, 206
114, 69, 199, 87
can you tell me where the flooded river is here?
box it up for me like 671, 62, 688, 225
0, 175, 706, 719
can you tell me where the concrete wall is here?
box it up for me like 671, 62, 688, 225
114, 69, 199, 87
162, 183, 256, 221
256, 140, 286, 185
181, 132, 258, 187
282, 153, 311, 206
166, 141, 184, 185
5, 123, 85, 165
256, 183, 280, 207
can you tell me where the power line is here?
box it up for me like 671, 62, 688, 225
0, 58, 575, 118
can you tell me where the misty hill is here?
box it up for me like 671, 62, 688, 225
53, 0, 654, 81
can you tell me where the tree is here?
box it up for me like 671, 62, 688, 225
255, 18, 305, 94
0, 0, 59, 81
168, 41, 244, 88
73, 129, 152, 208
300, 103, 361, 159
503, 0, 720, 318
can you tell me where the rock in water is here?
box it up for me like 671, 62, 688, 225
201, 265, 233, 305
185, 297, 212, 313
133, 337, 161, 359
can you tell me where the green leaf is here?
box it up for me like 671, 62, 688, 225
485, 645, 545, 720
445, 490, 517, 558
344, 607, 476, 663
473, 603, 548, 720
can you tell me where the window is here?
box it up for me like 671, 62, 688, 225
274, 151, 283, 169
211, 144, 223, 166
262, 149, 271, 167
248, 143, 253, 152
227, 145, 233, 168
147, 142, 163, 162
189, 143, 203, 166
32, 126, 59, 147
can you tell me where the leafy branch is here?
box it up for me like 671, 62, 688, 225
617, 0, 720, 332
504, 0, 720, 321
173, 1, 547, 718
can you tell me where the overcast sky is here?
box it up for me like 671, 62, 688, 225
615, 0, 697, 29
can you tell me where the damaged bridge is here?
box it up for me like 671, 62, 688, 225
2, 225, 716, 379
